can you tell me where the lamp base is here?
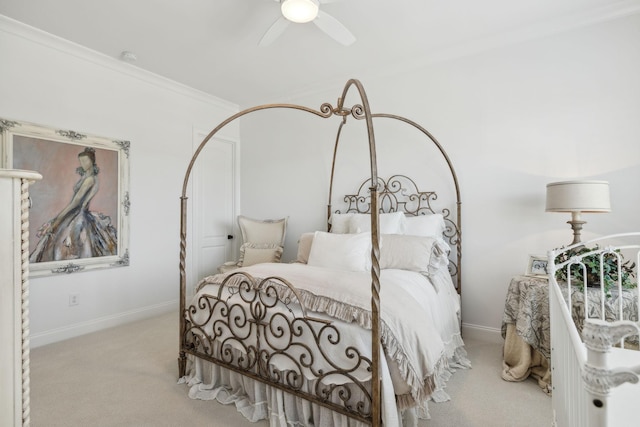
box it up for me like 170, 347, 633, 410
567, 219, 586, 245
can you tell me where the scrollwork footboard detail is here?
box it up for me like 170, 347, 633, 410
181, 272, 373, 424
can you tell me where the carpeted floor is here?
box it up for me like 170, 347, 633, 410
29, 311, 552, 426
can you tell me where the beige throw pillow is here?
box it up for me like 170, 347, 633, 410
239, 243, 283, 267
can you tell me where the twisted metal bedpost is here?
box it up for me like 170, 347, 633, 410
337, 79, 382, 427
368, 184, 382, 427
179, 103, 332, 380
368, 113, 462, 295
327, 117, 347, 230
457, 200, 462, 295
327, 103, 464, 420
178, 195, 188, 377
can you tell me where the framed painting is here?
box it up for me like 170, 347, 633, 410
0, 118, 130, 277
526, 255, 548, 278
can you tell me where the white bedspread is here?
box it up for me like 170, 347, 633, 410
192, 263, 467, 406
183, 260, 469, 426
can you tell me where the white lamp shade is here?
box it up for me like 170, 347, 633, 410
545, 180, 611, 213
281, 0, 319, 23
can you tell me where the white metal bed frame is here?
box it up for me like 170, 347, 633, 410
548, 232, 640, 426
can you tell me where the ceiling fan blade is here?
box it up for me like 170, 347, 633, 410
313, 11, 356, 46
259, 16, 290, 46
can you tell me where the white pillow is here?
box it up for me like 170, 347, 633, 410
380, 234, 443, 272
307, 231, 371, 272
329, 213, 354, 234
404, 214, 446, 237
348, 212, 406, 234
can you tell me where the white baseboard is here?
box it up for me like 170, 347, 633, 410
461, 322, 503, 344
30, 300, 178, 348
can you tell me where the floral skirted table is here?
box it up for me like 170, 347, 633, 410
501, 275, 638, 394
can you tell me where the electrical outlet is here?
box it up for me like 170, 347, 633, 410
69, 293, 79, 306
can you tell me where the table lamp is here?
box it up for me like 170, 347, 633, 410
545, 180, 611, 245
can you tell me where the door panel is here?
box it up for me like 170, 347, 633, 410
190, 132, 237, 295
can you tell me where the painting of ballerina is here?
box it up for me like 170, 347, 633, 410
1, 118, 130, 276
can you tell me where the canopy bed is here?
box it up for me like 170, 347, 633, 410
177, 79, 468, 426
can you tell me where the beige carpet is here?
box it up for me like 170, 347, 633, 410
30, 311, 552, 426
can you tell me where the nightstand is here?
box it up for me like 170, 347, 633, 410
501, 275, 551, 393
501, 274, 638, 394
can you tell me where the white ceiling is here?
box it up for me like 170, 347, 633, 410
1, 0, 639, 106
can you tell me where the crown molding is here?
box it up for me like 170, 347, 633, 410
0, 14, 239, 112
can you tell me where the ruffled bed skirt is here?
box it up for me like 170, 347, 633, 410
179, 340, 470, 427
180, 355, 403, 427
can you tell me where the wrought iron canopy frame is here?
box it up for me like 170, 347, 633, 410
178, 79, 462, 427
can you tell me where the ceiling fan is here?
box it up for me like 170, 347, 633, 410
259, 0, 356, 46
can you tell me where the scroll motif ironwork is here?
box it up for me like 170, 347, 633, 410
338, 174, 461, 279
182, 272, 373, 423
179, 79, 461, 427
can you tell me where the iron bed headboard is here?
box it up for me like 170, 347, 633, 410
332, 174, 461, 285
327, 113, 462, 292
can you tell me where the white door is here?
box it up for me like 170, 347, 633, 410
189, 131, 238, 295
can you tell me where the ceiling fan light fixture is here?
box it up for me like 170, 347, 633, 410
281, 0, 319, 24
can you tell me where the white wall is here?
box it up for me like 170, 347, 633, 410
3, 11, 637, 347
239, 13, 640, 340
0, 16, 239, 346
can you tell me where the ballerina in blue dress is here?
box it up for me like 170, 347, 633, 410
30, 147, 117, 262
